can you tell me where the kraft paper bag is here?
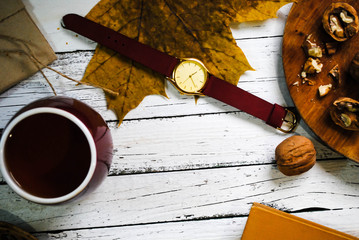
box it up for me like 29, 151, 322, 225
0, 0, 57, 92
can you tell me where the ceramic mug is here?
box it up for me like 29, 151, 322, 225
0, 96, 113, 204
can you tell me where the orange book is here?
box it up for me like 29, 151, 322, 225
241, 203, 359, 240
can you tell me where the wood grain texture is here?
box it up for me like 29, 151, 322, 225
0, 36, 289, 129
283, 0, 359, 162
1, 160, 359, 233
32, 209, 359, 240
0, 113, 340, 182
1, 1, 359, 239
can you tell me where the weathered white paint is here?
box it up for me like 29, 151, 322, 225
1, 1, 359, 239
33, 208, 359, 240
23, 0, 293, 52
1, 160, 359, 232
0, 36, 289, 128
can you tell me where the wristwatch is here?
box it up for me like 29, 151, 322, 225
62, 14, 297, 132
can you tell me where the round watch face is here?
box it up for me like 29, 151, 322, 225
173, 59, 208, 94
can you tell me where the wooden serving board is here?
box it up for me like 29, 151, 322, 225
282, 0, 359, 162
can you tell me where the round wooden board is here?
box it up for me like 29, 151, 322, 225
282, 0, 359, 162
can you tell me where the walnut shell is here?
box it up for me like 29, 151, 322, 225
275, 136, 316, 176
329, 97, 359, 131
322, 2, 359, 41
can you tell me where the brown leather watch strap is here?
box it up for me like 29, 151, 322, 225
62, 14, 179, 77
202, 75, 287, 129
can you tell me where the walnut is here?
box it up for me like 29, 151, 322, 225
302, 57, 323, 76
324, 42, 339, 55
302, 34, 323, 58
349, 51, 359, 81
330, 97, 359, 131
329, 64, 340, 85
322, 2, 359, 41
275, 136, 316, 176
318, 84, 332, 97
302, 78, 315, 86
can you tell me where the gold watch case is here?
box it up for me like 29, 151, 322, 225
169, 58, 209, 95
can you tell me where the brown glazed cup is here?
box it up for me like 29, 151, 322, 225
0, 96, 113, 204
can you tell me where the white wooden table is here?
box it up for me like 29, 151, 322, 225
1, 1, 359, 239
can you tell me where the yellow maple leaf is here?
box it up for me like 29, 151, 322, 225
83, 0, 291, 124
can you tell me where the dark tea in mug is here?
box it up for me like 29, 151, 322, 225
4, 112, 92, 198
0, 96, 113, 204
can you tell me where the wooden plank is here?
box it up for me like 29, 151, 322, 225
108, 116, 340, 174
0, 112, 341, 183
24, 1, 293, 53
1, 160, 358, 233
230, 3, 293, 39
33, 209, 359, 240
0, 36, 290, 128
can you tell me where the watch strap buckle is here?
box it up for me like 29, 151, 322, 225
277, 108, 298, 133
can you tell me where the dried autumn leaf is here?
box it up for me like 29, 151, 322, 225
83, 0, 291, 124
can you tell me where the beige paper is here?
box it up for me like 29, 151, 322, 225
0, 0, 57, 92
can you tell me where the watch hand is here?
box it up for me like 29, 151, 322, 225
182, 76, 192, 84
189, 76, 197, 88
189, 71, 199, 78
